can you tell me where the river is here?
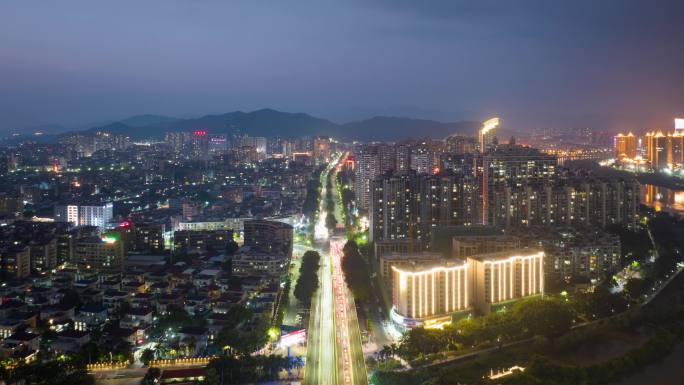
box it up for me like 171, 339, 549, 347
612, 342, 684, 385
641, 184, 684, 217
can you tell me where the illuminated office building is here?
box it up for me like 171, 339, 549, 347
379, 251, 442, 288
54, 203, 114, 230
391, 260, 469, 328
389, 249, 546, 327
467, 249, 544, 314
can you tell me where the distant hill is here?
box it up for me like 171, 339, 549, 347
75, 108, 478, 141
118, 114, 179, 127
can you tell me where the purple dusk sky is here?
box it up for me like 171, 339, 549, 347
1, 0, 683, 132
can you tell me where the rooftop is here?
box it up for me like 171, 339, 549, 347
467, 248, 544, 262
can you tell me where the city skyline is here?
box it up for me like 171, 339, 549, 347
2, 0, 684, 132
2, 2, 684, 385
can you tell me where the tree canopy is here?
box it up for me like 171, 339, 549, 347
293, 250, 321, 305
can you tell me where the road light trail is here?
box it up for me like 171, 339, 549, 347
305, 161, 338, 385
329, 153, 368, 385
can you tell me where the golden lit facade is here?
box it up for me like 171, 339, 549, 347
391, 261, 469, 328
644, 132, 669, 170
614, 132, 637, 159
668, 131, 684, 166
467, 249, 544, 314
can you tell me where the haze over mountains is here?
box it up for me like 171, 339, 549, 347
3, 109, 479, 143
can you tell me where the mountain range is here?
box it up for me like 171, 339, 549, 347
4, 109, 480, 143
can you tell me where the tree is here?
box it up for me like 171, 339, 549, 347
141, 367, 161, 385
624, 277, 653, 302
325, 212, 337, 230
294, 251, 321, 305
204, 355, 288, 385
574, 286, 628, 319
398, 327, 442, 359
2, 361, 95, 385
141, 348, 155, 365
341, 241, 372, 303
225, 240, 239, 256
512, 297, 574, 340
215, 306, 269, 357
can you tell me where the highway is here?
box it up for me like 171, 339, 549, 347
304, 154, 368, 385
332, 238, 368, 385
304, 161, 339, 385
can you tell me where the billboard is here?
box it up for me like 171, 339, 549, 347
279, 329, 306, 347
676, 118, 684, 130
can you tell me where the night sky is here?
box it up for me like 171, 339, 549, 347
1, 0, 683, 132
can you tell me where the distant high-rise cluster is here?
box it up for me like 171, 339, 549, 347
365, 144, 638, 246
350, 118, 641, 329
614, 118, 684, 171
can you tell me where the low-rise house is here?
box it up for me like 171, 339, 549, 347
2, 331, 39, 352
120, 307, 153, 329
131, 293, 152, 309
53, 330, 90, 353
80, 288, 103, 303
103, 289, 130, 312
75, 303, 108, 331
178, 326, 209, 356
39, 304, 75, 322
0, 319, 22, 339
184, 295, 209, 316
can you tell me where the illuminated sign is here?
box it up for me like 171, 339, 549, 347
481, 117, 500, 134
193, 130, 208, 137
279, 329, 306, 347
675, 118, 684, 130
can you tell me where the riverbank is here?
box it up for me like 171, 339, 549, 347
612, 342, 684, 385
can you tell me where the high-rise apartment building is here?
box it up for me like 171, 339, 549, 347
446, 135, 477, 154
354, 145, 382, 211
614, 132, 637, 159
479, 145, 557, 225
668, 132, 684, 166
313, 137, 331, 163
73, 234, 125, 273
54, 203, 113, 230
479, 118, 499, 152
410, 149, 432, 174
243, 219, 293, 258
644, 132, 668, 170
1, 246, 31, 279
486, 178, 639, 229
395, 143, 412, 173
369, 171, 478, 244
